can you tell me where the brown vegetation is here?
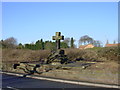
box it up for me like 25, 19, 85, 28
2, 49, 50, 62
41, 61, 118, 85
65, 47, 119, 62
1, 47, 119, 85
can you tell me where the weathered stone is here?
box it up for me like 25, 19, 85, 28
13, 32, 69, 76
52, 32, 64, 49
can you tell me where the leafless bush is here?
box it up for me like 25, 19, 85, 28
65, 48, 85, 60
65, 47, 118, 62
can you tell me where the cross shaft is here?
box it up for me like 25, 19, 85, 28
52, 32, 64, 49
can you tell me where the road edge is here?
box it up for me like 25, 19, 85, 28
1, 71, 120, 88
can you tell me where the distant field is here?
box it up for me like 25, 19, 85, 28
1, 47, 119, 85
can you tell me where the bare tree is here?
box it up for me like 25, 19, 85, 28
79, 35, 93, 45
3, 37, 17, 48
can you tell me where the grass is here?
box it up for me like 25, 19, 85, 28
65, 47, 119, 62
2, 48, 50, 62
2, 46, 119, 62
40, 61, 118, 85
1, 47, 119, 85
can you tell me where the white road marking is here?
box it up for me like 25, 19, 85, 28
7, 86, 19, 90
1, 71, 119, 88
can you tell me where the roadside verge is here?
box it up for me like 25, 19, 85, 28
1, 71, 119, 89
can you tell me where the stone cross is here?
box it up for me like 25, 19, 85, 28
52, 32, 64, 49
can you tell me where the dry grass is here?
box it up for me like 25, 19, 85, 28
1, 48, 50, 71
64, 47, 119, 62
41, 61, 118, 85
2, 47, 119, 62
1, 48, 119, 85
2, 49, 50, 62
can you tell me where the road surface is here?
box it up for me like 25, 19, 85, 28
1, 73, 98, 89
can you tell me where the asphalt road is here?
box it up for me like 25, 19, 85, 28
1, 73, 98, 89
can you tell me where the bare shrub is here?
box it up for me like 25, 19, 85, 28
2, 49, 50, 62
97, 47, 118, 61
2, 46, 119, 63
65, 48, 85, 60
65, 47, 118, 62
